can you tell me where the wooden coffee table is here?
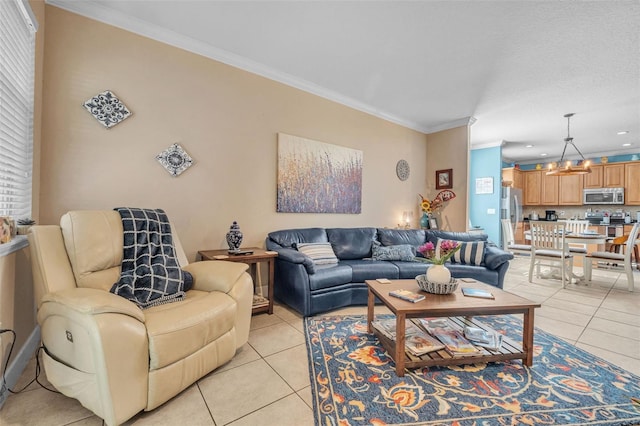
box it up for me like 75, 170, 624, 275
366, 279, 541, 376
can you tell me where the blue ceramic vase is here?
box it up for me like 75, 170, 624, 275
420, 212, 429, 229
226, 221, 243, 253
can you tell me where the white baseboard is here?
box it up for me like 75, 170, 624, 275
0, 326, 41, 409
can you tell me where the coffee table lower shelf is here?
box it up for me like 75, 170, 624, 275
366, 278, 540, 377
372, 316, 525, 371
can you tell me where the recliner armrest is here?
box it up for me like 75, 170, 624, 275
40, 287, 145, 323
483, 246, 514, 270
182, 261, 249, 293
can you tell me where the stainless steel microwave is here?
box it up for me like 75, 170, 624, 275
583, 187, 624, 205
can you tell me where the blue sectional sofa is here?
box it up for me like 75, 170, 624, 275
265, 227, 514, 316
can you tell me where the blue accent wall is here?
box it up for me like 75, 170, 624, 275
470, 146, 501, 245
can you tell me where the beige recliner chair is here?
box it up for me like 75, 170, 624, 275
28, 210, 253, 425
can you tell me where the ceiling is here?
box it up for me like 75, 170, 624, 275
49, 0, 640, 164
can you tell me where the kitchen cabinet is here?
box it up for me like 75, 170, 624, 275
583, 164, 624, 188
515, 160, 639, 206
523, 170, 568, 206
583, 165, 603, 188
541, 173, 559, 205
558, 174, 584, 205
625, 162, 640, 205
502, 167, 523, 190
523, 170, 541, 205
604, 163, 625, 187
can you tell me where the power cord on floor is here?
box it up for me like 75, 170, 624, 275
1, 329, 59, 395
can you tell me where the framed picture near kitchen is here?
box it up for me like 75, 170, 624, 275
436, 169, 453, 189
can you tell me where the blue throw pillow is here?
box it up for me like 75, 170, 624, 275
371, 241, 416, 261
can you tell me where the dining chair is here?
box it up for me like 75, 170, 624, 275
557, 219, 590, 260
584, 222, 640, 292
607, 233, 640, 271
501, 219, 531, 255
528, 221, 573, 288
558, 219, 590, 234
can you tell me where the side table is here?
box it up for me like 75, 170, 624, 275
197, 247, 277, 315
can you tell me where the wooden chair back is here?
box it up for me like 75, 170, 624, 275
529, 221, 568, 252
559, 219, 590, 234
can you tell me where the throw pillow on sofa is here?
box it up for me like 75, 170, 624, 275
436, 238, 485, 266
371, 241, 416, 261
295, 242, 339, 265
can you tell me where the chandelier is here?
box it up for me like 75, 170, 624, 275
546, 113, 591, 176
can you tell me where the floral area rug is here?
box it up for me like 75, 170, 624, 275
305, 314, 640, 425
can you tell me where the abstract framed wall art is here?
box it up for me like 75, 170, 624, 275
277, 133, 362, 213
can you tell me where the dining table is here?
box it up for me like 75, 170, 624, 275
524, 230, 609, 284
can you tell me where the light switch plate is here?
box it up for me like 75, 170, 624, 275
487, 208, 496, 214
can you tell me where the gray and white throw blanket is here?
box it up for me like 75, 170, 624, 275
110, 207, 192, 309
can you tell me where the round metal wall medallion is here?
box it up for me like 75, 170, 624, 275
396, 159, 410, 181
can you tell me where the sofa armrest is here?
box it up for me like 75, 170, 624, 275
273, 248, 316, 274
483, 245, 514, 270
182, 261, 249, 293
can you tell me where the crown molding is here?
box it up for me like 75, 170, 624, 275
471, 140, 504, 150
426, 116, 475, 134
47, 0, 457, 135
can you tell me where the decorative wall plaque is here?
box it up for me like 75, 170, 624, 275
82, 90, 132, 128
396, 159, 410, 181
156, 143, 194, 177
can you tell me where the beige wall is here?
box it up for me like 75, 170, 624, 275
425, 125, 470, 231
40, 6, 429, 261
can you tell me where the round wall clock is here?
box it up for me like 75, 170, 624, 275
396, 159, 410, 181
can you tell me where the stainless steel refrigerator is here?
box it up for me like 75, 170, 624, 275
500, 187, 523, 248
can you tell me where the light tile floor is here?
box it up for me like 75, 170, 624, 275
1, 256, 639, 425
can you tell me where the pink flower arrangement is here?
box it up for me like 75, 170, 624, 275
416, 240, 461, 265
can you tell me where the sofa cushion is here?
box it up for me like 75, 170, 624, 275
326, 228, 377, 259
308, 264, 353, 291
295, 242, 338, 265
371, 241, 416, 261
392, 261, 429, 279
267, 228, 328, 249
339, 259, 399, 282
377, 228, 426, 247
450, 240, 486, 266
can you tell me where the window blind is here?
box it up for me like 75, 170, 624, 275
0, 0, 37, 219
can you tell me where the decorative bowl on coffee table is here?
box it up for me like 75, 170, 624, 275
415, 274, 459, 294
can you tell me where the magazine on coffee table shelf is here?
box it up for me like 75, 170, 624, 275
463, 326, 503, 351
372, 319, 445, 356
417, 318, 482, 356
